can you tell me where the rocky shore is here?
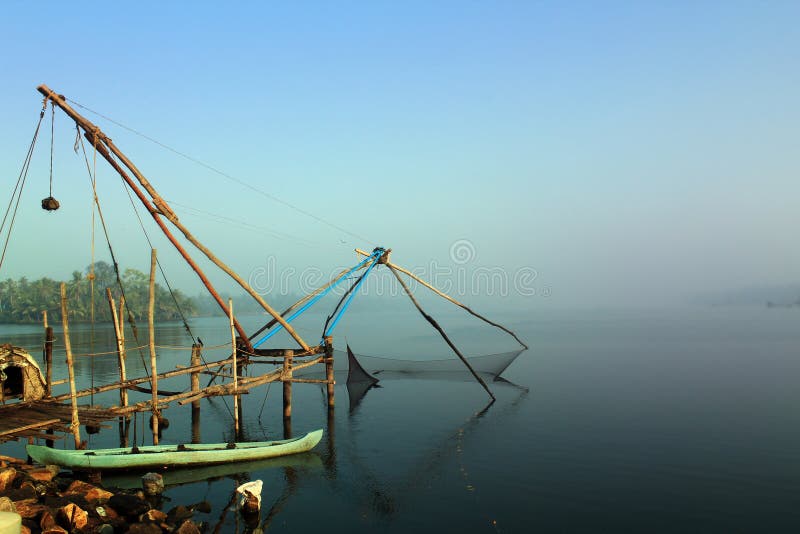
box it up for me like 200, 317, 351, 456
0, 456, 209, 534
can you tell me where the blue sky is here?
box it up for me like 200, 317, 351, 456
1, 1, 798, 308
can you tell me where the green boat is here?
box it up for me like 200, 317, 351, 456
26, 429, 323, 470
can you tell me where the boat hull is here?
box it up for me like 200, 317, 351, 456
26, 429, 323, 470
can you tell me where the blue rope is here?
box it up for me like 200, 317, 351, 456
252, 251, 381, 348
322, 253, 382, 339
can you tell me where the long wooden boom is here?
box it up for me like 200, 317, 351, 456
37, 84, 311, 352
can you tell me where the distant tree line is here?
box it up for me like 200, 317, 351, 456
0, 262, 197, 324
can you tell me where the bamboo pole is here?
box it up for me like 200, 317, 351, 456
324, 336, 335, 409
83, 133, 253, 349
251, 263, 366, 339
44, 325, 53, 397
177, 356, 325, 407
387, 265, 495, 400
35, 85, 254, 350
283, 350, 293, 420
148, 249, 159, 444
355, 248, 528, 349
50, 356, 236, 403
191, 343, 201, 443
229, 298, 239, 435
60, 283, 82, 449
106, 288, 128, 407
191, 344, 201, 409
39, 84, 310, 352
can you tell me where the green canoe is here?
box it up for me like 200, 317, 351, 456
26, 429, 323, 470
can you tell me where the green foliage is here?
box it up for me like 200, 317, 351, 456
0, 262, 197, 324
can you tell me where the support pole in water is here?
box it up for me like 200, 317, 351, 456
148, 249, 159, 445
43, 318, 53, 398
324, 336, 335, 409
387, 265, 495, 401
283, 350, 293, 422
229, 298, 239, 436
191, 343, 201, 444
106, 288, 128, 407
60, 283, 82, 449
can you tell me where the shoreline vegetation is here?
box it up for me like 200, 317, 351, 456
0, 262, 305, 325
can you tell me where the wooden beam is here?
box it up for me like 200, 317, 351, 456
387, 265, 495, 401
355, 248, 528, 349
0, 419, 60, 438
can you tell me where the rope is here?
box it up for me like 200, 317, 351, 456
65, 97, 376, 246
113, 155, 196, 343
252, 252, 378, 348
0, 104, 46, 273
169, 201, 321, 248
77, 131, 150, 380
322, 253, 381, 338
49, 104, 54, 198
90, 133, 97, 403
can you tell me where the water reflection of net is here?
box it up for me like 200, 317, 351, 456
297, 349, 525, 379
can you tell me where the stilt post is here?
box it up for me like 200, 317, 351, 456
60, 283, 82, 449
148, 249, 159, 444
107, 288, 128, 407
44, 324, 54, 398
283, 350, 293, 421
229, 298, 239, 436
324, 336, 335, 409
191, 343, 201, 443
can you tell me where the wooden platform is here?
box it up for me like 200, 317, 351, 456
0, 400, 120, 443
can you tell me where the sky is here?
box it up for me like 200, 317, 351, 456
0, 1, 798, 309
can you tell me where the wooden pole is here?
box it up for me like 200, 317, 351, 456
251, 263, 367, 339
355, 248, 528, 349
229, 299, 239, 436
82, 134, 253, 350
43, 315, 55, 446
44, 325, 53, 397
60, 283, 82, 449
35, 85, 256, 351
191, 343, 201, 444
387, 265, 495, 400
106, 288, 128, 407
282, 350, 293, 420
38, 84, 309, 352
148, 249, 159, 444
324, 336, 335, 410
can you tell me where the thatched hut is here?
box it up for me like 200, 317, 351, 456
0, 344, 46, 402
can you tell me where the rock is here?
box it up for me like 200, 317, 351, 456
39, 510, 60, 531
141, 473, 164, 496
27, 468, 55, 482
0, 497, 15, 513
96, 524, 115, 534
142, 508, 167, 523
107, 493, 150, 519
0, 467, 17, 492
166, 505, 193, 525
56, 502, 88, 530
20, 524, 31, 534
175, 519, 202, 534
127, 523, 162, 534
12, 501, 45, 520
45, 465, 60, 477
63, 479, 113, 503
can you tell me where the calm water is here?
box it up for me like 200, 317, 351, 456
1, 307, 799, 532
